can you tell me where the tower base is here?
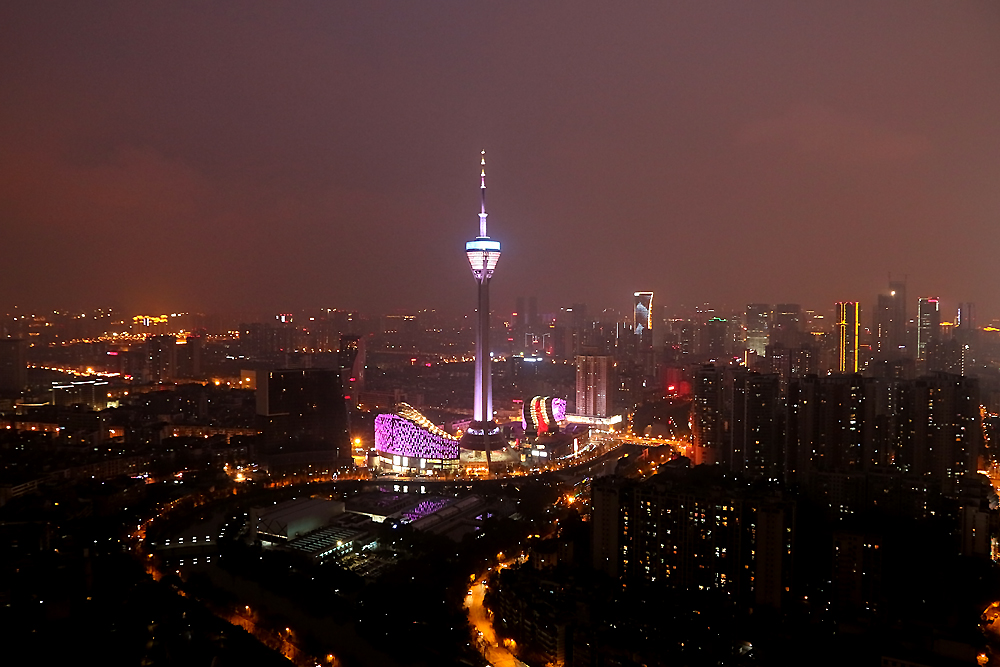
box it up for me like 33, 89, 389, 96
459, 420, 508, 451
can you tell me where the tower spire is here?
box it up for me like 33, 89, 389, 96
479, 150, 488, 237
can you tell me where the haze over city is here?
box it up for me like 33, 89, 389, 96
2, 2, 1000, 316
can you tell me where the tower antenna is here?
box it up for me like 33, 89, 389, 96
479, 150, 488, 237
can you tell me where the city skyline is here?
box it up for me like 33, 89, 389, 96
1, 3, 999, 316
5, 5, 1000, 665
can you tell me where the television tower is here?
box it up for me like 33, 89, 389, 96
460, 150, 506, 471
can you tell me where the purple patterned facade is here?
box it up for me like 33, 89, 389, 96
374, 412, 459, 461
553, 397, 567, 423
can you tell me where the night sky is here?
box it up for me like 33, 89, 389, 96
2, 2, 999, 319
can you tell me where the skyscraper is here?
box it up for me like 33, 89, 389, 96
745, 304, 770, 357
633, 292, 653, 341
836, 301, 860, 373
957, 302, 976, 332
771, 304, 802, 347
460, 151, 506, 467
338, 334, 365, 403
875, 280, 906, 357
633, 291, 654, 373
916, 297, 940, 361
576, 355, 611, 417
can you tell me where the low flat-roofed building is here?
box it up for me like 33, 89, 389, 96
250, 497, 345, 544
344, 491, 421, 523
284, 513, 373, 563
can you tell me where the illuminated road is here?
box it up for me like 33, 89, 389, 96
465, 577, 528, 667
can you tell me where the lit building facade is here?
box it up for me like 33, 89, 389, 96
836, 301, 860, 373
522, 396, 567, 436
592, 468, 795, 609
916, 297, 940, 362
745, 303, 770, 357
633, 291, 653, 342
374, 403, 459, 475
576, 355, 611, 417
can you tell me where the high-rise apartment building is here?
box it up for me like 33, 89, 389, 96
731, 372, 782, 478
905, 373, 981, 490
576, 355, 611, 417
836, 301, 860, 373
692, 364, 724, 465
145, 334, 177, 383
592, 467, 795, 609
786, 374, 865, 481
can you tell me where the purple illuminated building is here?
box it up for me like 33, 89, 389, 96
374, 404, 460, 474
460, 151, 507, 468
374, 413, 458, 460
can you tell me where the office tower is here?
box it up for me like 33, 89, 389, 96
559, 303, 588, 358
836, 301, 860, 373
633, 292, 653, 341
771, 304, 801, 346
702, 316, 729, 359
745, 304, 770, 357
957, 302, 976, 332
256, 368, 350, 461
954, 302, 977, 375
0, 338, 27, 395
633, 291, 654, 373
875, 281, 907, 357
576, 355, 610, 417
338, 334, 365, 400
460, 151, 506, 466
916, 297, 940, 361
